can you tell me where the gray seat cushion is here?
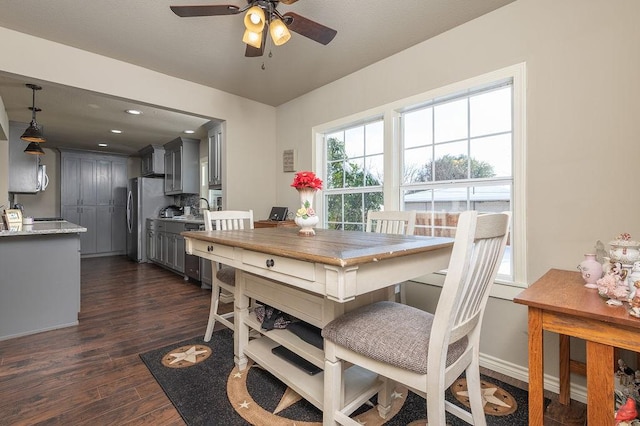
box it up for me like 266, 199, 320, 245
322, 301, 467, 375
216, 266, 235, 286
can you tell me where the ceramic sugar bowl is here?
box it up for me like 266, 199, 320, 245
609, 233, 640, 265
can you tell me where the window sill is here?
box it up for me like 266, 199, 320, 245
410, 273, 526, 301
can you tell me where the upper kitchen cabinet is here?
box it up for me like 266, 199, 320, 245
8, 121, 40, 194
138, 144, 165, 177
208, 125, 223, 189
163, 137, 199, 195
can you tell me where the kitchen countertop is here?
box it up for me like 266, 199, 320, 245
154, 216, 205, 225
0, 220, 87, 237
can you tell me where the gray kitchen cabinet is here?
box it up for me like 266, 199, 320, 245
60, 149, 128, 256
139, 144, 165, 177
149, 219, 192, 276
8, 121, 40, 194
163, 137, 199, 195
63, 205, 97, 254
61, 155, 96, 207
200, 257, 212, 287
207, 126, 222, 189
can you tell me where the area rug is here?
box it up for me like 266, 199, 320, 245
140, 330, 535, 425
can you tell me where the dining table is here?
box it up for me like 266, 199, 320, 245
183, 226, 453, 411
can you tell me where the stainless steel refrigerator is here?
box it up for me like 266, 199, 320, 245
126, 177, 172, 262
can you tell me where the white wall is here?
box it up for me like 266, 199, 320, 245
0, 27, 277, 219
275, 0, 640, 396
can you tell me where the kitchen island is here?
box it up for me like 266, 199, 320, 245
0, 220, 86, 340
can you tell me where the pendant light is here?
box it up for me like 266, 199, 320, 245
21, 84, 46, 144
24, 141, 45, 155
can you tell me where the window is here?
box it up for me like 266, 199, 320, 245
401, 81, 513, 277
324, 119, 384, 231
316, 64, 525, 287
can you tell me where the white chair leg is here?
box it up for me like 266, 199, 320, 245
465, 362, 488, 426
426, 377, 447, 426
203, 282, 221, 342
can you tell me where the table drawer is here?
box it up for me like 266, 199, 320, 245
242, 251, 315, 282
190, 239, 235, 262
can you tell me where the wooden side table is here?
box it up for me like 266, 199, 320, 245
254, 220, 296, 229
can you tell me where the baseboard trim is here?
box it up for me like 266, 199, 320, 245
480, 353, 587, 404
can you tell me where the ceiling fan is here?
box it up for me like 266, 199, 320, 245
170, 1, 337, 57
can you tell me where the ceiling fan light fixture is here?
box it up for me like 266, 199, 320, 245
242, 28, 263, 49
24, 141, 45, 155
269, 18, 291, 46
244, 6, 265, 32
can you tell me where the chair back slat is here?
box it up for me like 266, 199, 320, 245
203, 210, 254, 232
429, 211, 510, 365
366, 210, 417, 235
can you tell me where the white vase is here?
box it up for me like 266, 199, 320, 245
295, 187, 319, 236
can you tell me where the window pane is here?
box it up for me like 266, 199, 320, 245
404, 146, 432, 184
343, 193, 363, 224
404, 108, 433, 148
345, 158, 364, 187
365, 154, 384, 186
327, 160, 345, 189
470, 87, 512, 137
344, 127, 364, 158
470, 134, 512, 178
326, 133, 344, 161
366, 121, 384, 155
434, 99, 467, 143
326, 194, 343, 222
470, 185, 511, 213
433, 141, 467, 181
364, 191, 384, 214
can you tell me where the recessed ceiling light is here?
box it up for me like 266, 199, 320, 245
125, 109, 142, 115
184, 130, 195, 134
98, 143, 108, 147
110, 129, 122, 134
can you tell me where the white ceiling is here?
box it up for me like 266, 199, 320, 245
0, 0, 514, 155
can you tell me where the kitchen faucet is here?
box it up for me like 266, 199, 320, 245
199, 197, 210, 211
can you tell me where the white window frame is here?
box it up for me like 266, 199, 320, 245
313, 63, 527, 297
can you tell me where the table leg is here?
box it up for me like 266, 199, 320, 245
586, 341, 614, 425
558, 334, 570, 405
234, 269, 250, 370
528, 307, 544, 426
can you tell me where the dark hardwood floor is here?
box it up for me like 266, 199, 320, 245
0, 256, 231, 425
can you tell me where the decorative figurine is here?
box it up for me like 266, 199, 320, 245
615, 397, 638, 425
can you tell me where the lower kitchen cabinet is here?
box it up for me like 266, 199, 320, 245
62, 205, 97, 254
150, 220, 188, 275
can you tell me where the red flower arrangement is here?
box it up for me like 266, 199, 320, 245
291, 171, 323, 190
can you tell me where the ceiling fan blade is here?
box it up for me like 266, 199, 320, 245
170, 5, 240, 17
282, 12, 337, 45
279, 0, 299, 4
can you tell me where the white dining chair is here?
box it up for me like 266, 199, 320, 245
365, 210, 417, 303
203, 209, 254, 342
322, 210, 510, 425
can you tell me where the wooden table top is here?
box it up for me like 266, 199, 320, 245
514, 268, 640, 328
182, 227, 453, 268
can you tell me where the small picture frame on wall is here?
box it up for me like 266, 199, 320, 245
283, 149, 296, 173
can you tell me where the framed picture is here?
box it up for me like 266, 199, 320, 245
4, 209, 23, 228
